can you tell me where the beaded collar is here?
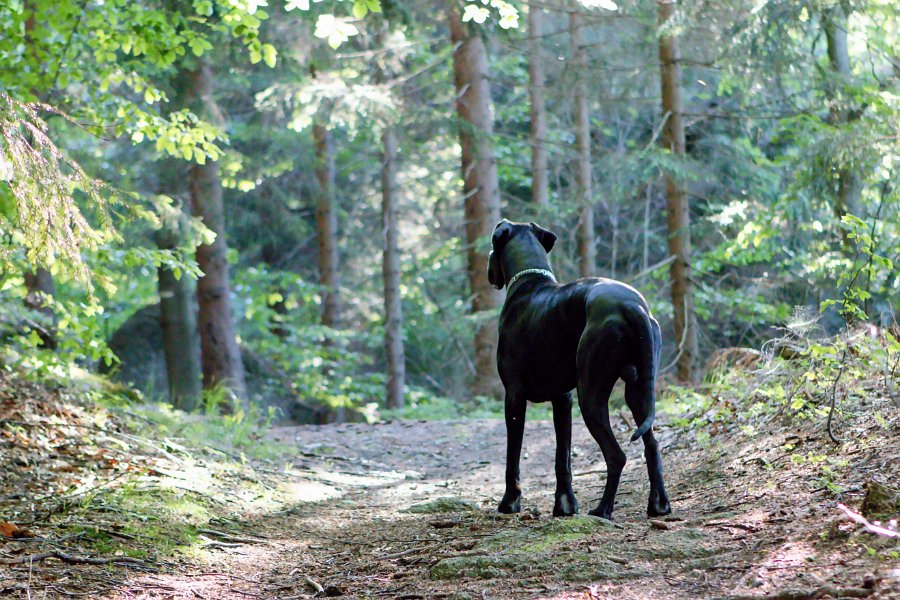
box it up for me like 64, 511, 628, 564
507, 268, 556, 288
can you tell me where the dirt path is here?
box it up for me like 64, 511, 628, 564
106, 414, 898, 599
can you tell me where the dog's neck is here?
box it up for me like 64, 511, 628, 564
501, 238, 554, 289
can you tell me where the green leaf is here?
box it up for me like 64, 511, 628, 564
188, 36, 213, 57
262, 43, 277, 68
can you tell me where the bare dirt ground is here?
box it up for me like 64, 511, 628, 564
2, 372, 898, 599
121, 415, 900, 598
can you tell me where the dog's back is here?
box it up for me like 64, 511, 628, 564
498, 277, 659, 420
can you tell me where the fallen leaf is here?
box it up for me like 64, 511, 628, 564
0, 522, 36, 538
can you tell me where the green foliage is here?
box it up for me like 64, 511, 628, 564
0, 0, 897, 425
235, 266, 385, 413
382, 393, 503, 421
0, 96, 116, 283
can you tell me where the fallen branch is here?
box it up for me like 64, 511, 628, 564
378, 545, 439, 560
198, 528, 269, 545
304, 576, 325, 594
203, 541, 243, 549
625, 254, 676, 284
837, 502, 900, 538
1, 549, 145, 566
573, 469, 605, 477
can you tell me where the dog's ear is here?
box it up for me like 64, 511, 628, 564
488, 220, 512, 289
530, 222, 557, 254
488, 250, 504, 289
491, 219, 513, 250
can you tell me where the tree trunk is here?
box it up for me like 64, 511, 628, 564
447, 1, 503, 398
570, 8, 595, 278
374, 25, 406, 409
185, 62, 248, 409
156, 209, 202, 412
23, 268, 56, 348
528, 4, 549, 209
824, 5, 861, 249
381, 125, 406, 409
313, 122, 341, 329
657, 0, 699, 383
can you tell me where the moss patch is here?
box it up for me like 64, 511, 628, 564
431, 515, 641, 582
402, 496, 479, 514
637, 527, 713, 561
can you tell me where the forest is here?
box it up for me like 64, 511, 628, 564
0, 0, 898, 598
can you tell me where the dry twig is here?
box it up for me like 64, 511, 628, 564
837, 502, 900, 538
1, 549, 145, 567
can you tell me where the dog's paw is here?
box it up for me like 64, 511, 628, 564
552, 490, 579, 517
497, 494, 521, 514
647, 497, 672, 517
588, 504, 613, 520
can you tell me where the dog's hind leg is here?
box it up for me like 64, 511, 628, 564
498, 390, 527, 514
625, 380, 671, 517
577, 326, 626, 520
552, 392, 578, 516
624, 313, 670, 516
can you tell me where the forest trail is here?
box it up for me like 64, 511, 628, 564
103, 413, 898, 599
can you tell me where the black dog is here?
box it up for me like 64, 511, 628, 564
488, 219, 671, 519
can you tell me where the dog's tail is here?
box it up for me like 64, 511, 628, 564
622, 303, 659, 443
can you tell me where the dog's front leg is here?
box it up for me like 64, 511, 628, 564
498, 391, 526, 514
552, 392, 578, 516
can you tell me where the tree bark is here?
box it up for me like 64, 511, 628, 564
824, 5, 861, 249
528, 4, 549, 209
570, 8, 595, 278
381, 125, 406, 409
156, 208, 202, 411
657, 0, 699, 383
185, 62, 248, 409
447, 1, 503, 398
313, 122, 341, 329
23, 268, 56, 348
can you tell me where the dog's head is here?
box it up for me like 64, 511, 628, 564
487, 219, 558, 289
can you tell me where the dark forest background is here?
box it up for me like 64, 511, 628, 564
1, 0, 897, 423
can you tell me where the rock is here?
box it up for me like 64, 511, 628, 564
861, 480, 899, 519
538, 515, 618, 535
101, 303, 351, 424
401, 497, 479, 514
102, 304, 168, 396
430, 555, 509, 579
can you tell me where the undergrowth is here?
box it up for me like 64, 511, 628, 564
659, 325, 899, 447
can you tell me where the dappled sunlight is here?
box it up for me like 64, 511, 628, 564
758, 540, 816, 576
278, 479, 341, 503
